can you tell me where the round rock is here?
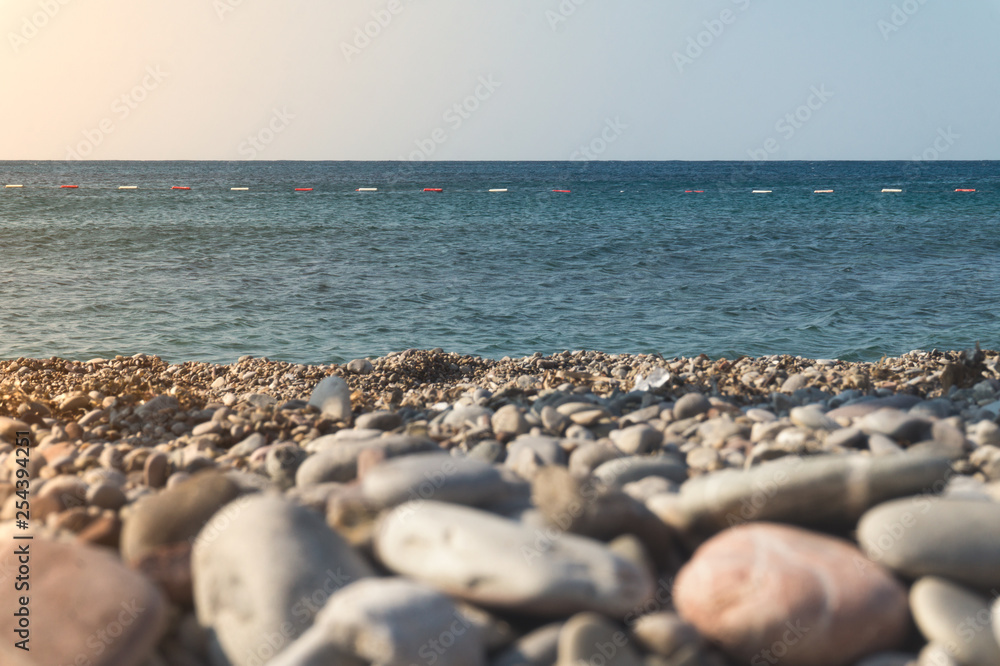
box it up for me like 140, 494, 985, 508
120, 471, 240, 565
361, 452, 508, 509
674, 523, 909, 666
192, 494, 375, 666
0, 538, 167, 666
910, 577, 1000, 666
375, 501, 654, 618
269, 578, 485, 666
308, 376, 352, 421
673, 393, 712, 420
858, 498, 1000, 588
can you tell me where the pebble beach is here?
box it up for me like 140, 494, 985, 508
2, 347, 1000, 666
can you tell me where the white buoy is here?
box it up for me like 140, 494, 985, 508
4, 184, 24, 188
118, 186, 138, 190
882, 188, 902, 193
356, 187, 377, 192
752, 190, 772, 194
488, 188, 508, 193
231, 187, 249, 191
814, 189, 833, 193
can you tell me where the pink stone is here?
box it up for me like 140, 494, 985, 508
673, 523, 908, 666
0, 538, 167, 666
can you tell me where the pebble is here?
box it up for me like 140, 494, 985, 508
825, 426, 867, 449
354, 410, 403, 431
120, 471, 240, 565
673, 393, 712, 420
2, 349, 1000, 663
592, 455, 688, 488
375, 501, 654, 617
677, 454, 952, 535
227, 432, 268, 457
909, 576, 1000, 666
631, 612, 701, 658
360, 452, 509, 509
541, 405, 571, 434
858, 408, 933, 443
192, 495, 375, 666
674, 523, 909, 666
492, 404, 530, 436
790, 405, 840, 431
0, 538, 167, 666
443, 405, 493, 428
506, 435, 568, 470
569, 442, 624, 477
264, 443, 309, 489
556, 612, 643, 666
270, 578, 485, 666
307, 375, 352, 421
296, 434, 440, 485
87, 481, 127, 510
857, 498, 1000, 588
493, 623, 563, 666
346, 358, 374, 375
609, 424, 662, 455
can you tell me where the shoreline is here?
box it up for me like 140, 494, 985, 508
1, 348, 999, 664
0, 349, 997, 426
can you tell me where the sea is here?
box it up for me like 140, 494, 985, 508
1, 161, 997, 365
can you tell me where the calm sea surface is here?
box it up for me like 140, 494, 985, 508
1, 161, 997, 364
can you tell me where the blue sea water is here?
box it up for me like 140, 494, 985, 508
0, 161, 997, 364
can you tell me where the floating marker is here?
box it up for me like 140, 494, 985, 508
814, 189, 834, 193
882, 188, 902, 193
231, 187, 249, 191
423, 188, 443, 193
171, 186, 191, 190
119, 186, 138, 190
752, 190, 772, 194
294, 188, 313, 192
955, 188, 976, 192
5, 184, 23, 188
552, 189, 571, 193
685, 190, 704, 193
356, 187, 377, 192
489, 188, 508, 193
61, 185, 79, 189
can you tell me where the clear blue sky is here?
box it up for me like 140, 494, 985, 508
1, 0, 997, 160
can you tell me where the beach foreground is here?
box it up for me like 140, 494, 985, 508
2, 348, 1000, 665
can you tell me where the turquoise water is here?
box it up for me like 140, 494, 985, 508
1, 161, 997, 364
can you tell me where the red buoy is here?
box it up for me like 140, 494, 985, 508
552, 189, 571, 193
171, 186, 191, 190
424, 188, 443, 192
61, 185, 78, 189
295, 188, 313, 192
685, 190, 705, 193
955, 188, 976, 192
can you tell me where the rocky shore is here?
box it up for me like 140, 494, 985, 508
1, 347, 999, 666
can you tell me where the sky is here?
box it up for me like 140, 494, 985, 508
1, 0, 998, 161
